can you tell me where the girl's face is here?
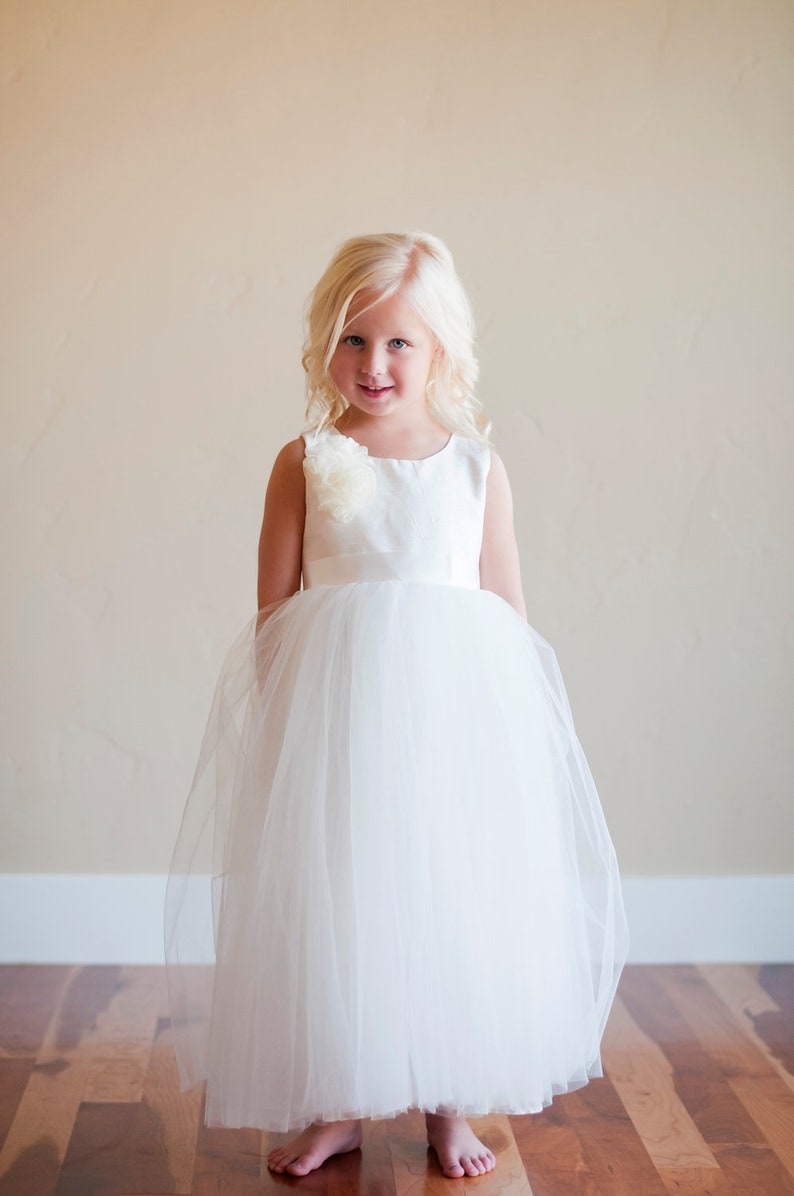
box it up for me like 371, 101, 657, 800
328, 288, 438, 421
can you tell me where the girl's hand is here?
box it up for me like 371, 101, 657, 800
479, 451, 527, 620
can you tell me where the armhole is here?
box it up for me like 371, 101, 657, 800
457, 433, 492, 470
459, 436, 491, 518
472, 438, 492, 486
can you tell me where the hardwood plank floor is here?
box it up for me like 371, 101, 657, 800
0, 966, 792, 1194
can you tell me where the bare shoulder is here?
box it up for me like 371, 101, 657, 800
266, 437, 306, 493
486, 447, 509, 479
484, 448, 515, 509
272, 436, 306, 473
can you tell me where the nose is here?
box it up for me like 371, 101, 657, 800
358, 345, 386, 379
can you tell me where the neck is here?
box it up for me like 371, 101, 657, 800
336, 406, 442, 439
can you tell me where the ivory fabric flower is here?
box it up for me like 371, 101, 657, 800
303, 430, 377, 522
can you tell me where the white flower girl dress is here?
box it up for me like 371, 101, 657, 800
165, 425, 628, 1133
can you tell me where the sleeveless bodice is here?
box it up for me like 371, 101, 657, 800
301, 427, 491, 589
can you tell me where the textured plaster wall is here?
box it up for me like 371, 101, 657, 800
2, 0, 792, 876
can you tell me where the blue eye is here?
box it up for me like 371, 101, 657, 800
344, 335, 364, 347
390, 338, 408, 349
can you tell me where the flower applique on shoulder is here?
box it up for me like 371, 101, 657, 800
302, 428, 377, 523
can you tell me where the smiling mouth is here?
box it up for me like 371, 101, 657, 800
358, 384, 393, 398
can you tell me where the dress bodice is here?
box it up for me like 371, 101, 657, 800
301, 427, 491, 589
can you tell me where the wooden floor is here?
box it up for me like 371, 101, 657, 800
0, 966, 792, 1194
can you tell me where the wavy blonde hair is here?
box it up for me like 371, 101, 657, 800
302, 231, 490, 441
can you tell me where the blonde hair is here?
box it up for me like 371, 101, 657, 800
302, 232, 490, 441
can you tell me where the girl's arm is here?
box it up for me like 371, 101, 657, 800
479, 450, 528, 620
256, 438, 306, 613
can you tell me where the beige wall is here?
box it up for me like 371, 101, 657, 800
2, 0, 792, 877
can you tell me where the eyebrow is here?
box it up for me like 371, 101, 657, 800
344, 328, 417, 339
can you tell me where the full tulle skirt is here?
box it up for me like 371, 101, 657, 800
164, 580, 628, 1132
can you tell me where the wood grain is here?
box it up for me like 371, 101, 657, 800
700, 964, 794, 1097
0, 965, 791, 1194
601, 994, 718, 1174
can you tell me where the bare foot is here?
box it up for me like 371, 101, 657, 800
425, 1110, 496, 1178
267, 1117, 363, 1175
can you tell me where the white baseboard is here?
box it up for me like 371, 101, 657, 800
0, 874, 792, 965
0, 874, 169, 965
621, 875, 794, 964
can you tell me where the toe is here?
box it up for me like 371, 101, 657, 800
273, 1150, 299, 1173
286, 1155, 312, 1174
442, 1156, 466, 1177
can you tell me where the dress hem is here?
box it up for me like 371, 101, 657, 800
194, 1062, 605, 1133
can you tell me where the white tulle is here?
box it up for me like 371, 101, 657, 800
165, 580, 628, 1132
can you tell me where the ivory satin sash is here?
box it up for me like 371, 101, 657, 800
302, 550, 479, 590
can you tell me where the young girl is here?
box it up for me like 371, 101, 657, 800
165, 231, 629, 1180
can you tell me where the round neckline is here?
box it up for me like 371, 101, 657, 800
330, 425, 455, 463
